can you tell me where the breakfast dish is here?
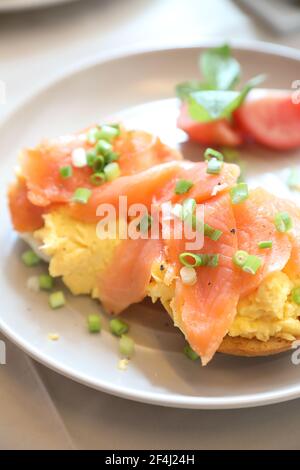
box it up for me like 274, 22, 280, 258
8, 120, 300, 365
3, 43, 300, 408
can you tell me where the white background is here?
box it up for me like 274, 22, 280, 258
1, 0, 300, 449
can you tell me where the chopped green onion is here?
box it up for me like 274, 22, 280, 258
258, 240, 273, 249
233, 250, 249, 267
49, 291, 66, 309
86, 149, 98, 167
207, 254, 219, 267
204, 148, 224, 162
72, 187, 92, 204
119, 335, 135, 358
287, 168, 300, 190
87, 314, 101, 333
174, 179, 194, 195
179, 252, 204, 268
105, 151, 120, 164
180, 266, 197, 285
59, 165, 72, 179
90, 172, 106, 186
139, 214, 153, 233
274, 211, 293, 233
21, 250, 41, 267
183, 344, 199, 361
182, 198, 196, 222
292, 287, 300, 305
98, 125, 120, 142
87, 127, 100, 144
104, 162, 121, 182
204, 223, 223, 241
108, 123, 121, 134
96, 139, 113, 156
92, 155, 105, 172
39, 274, 54, 291
230, 182, 248, 204
206, 157, 223, 175
242, 255, 262, 275
110, 318, 129, 337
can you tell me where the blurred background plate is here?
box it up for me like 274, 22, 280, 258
1, 42, 300, 409
0, 0, 78, 12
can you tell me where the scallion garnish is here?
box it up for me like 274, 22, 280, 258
86, 149, 98, 167
87, 127, 100, 144
204, 223, 223, 241
183, 344, 199, 361
179, 252, 219, 268
206, 157, 223, 175
232, 250, 249, 267
96, 139, 113, 156
21, 250, 41, 267
174, 179, 194, 195
59, 165, 72, 179
258, 240, 273, 249
179, 252, 204, 268
92, 155, 105, 172
230, 182, 248, 204
292, 287, 300, 305
204, 148, 224, 162
274, 211, 293, 233
72, 187, 92, 204
87, 314, 101, 333
90, 172, 106, 186
110, 318, 129, 337
98, 125, 120, 142
242, 255, 262, 275
39, 274, 54, 291
105, 151, 120, 164
49, 291, 66, 309
180, 266, 197, 285
104, 162, 121, 182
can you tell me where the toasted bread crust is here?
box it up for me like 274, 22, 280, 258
218, 335, 295, 357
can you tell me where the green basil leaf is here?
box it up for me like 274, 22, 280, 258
187, 74, 266, 123
199, 44, 241, 91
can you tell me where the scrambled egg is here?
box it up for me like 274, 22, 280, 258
34, 209, 122, 300
34, 209, 300, 342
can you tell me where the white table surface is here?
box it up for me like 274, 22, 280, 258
2, 0, 300, 450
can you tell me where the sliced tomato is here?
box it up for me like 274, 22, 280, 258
177, 102, 243, 147
234, 90, 300, 150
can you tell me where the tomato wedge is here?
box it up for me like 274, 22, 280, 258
234, 90, 300, 150
177, 102, 243, 147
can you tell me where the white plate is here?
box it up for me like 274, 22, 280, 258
0, 0, 78, 12
1, 42, 300, 409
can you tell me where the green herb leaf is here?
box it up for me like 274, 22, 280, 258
187, 74, 266, 123
199, 44, 241, 91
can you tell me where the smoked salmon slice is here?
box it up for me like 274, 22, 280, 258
70, 161, 239, 223
233, 188, 293, 297
20, 128, 181, 208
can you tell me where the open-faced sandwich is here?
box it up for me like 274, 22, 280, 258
8, 123, 300, 365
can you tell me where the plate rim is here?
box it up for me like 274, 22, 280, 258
2, 40, 300, 409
